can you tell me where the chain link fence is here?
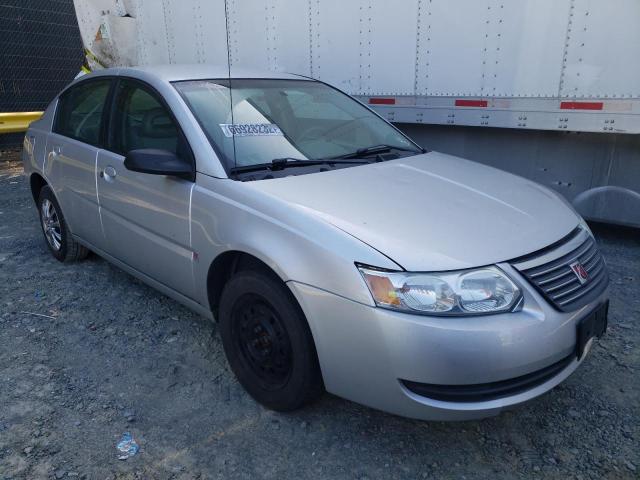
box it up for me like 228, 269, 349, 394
0, 0, 83, 148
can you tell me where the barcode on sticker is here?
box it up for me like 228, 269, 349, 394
220, 123, 283, 137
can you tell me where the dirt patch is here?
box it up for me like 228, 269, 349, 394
1, 158, 638, 479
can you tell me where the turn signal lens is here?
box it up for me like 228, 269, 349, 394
360, 270, 401, 307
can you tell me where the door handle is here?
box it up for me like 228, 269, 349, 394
101, 166, 117, 180
51, 145, 62, 157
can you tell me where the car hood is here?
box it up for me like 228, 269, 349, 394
246, 152, 579, 271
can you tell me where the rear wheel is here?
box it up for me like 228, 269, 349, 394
37, 186, 89, 262
218, 270, 324, 411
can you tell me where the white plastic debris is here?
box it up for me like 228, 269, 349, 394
116, 432, 139, 460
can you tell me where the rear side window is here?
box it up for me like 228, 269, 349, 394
109, 80, 180, 156
53, 79, 111, 146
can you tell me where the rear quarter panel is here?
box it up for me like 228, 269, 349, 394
22, 100, 57, 182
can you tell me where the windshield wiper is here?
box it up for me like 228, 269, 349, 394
229, 157, 371, 175
335, 144, 425, 159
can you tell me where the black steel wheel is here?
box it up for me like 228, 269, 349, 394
219, 270, 323, 411
232, 294, 293, 390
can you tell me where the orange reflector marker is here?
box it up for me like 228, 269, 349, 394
455, 99, 488, 108
369, 97, 396, 105
361, 272, 401, 306
560, 101, 604, 111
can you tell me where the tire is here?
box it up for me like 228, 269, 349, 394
218, 270, 324, 411
37, 186, 89, 262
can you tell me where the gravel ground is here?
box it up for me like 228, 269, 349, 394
0, 150, 638, 480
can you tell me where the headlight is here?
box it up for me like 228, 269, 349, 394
357, 265, 521, 315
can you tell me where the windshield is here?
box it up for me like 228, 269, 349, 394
173, 79, 422, 176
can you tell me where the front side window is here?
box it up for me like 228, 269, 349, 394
174, 79, 421, 176
110, 80, 181, 156
54, 79, 111, 146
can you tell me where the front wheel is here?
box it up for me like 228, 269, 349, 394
218, 270, 324, 411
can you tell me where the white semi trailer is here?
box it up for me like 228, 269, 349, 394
72, 0, 640, 227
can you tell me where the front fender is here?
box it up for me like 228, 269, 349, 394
190, 174, 400, 310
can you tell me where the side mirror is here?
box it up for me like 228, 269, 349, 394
124, 149, 194, 180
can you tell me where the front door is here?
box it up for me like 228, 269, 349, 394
96, 78, 195, 298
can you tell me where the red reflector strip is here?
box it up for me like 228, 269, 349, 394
455, 99, 488, 108
369, 97, 396, 105
560, 101, 604, 111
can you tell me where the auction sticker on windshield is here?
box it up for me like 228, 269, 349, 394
220, 123, 283, 137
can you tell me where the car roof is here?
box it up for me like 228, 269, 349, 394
84, 64, 307, 82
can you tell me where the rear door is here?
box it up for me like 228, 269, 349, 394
96, 78, 196, 298
45, 78, 112, 247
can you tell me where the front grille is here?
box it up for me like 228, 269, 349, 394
401, 353, 574, 403
511, 228, 608, 312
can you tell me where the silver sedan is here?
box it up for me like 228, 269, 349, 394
23, 65, 609, 420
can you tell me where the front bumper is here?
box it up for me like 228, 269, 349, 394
288, 264, 608, 421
